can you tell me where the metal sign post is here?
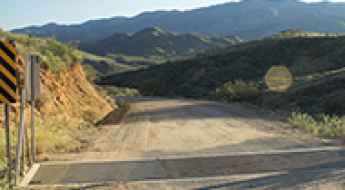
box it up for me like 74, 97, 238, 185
26, 54, 40, 163
30, 97, 36, 163
3, 104, 12, 189
14, 88, 26, 185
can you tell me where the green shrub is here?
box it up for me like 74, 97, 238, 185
104, 86, 141, 97
213, 80, 261, 102
288, 112, 345, 138
288, 112, 319, 135
141, 79, 162, 96
321, 90, 345, 115
41, 49, 67, 73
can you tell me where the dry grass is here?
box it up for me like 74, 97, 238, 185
35, 115, 95, 155
0, 114, 97, 170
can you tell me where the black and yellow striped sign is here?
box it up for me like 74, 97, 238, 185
0, 40, 17, 103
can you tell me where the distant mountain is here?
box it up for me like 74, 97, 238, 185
12, 0, 345, 42
13, 17, 128, 43
80, 27, 241, 57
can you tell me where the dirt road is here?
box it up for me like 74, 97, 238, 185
25, 98, 345, 189
52, 97, 323, 161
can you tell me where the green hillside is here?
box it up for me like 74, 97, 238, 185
98, 34, 345, 116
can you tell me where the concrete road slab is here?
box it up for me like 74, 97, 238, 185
27, 148, 345, 186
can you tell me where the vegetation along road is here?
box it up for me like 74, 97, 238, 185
23, 98, 345, 189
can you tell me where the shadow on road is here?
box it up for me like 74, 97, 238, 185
141, 137, 318, 157
62, 156, 345, 190
98, 104, 130, 126
31, 149, 345, 186
197, 160, 345, 190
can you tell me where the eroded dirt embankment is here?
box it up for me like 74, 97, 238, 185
0, 63, 113, 168
38, 64, 112, 121
0, 63, 113, 125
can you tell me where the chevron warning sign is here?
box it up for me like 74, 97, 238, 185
0, 40, 17, 104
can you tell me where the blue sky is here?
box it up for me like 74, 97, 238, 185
1, 0, 237, 30
1, 0, 345, 30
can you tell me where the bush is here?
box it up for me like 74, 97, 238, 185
104, 86, 141, 97
213, 80, 261, 102
141, 79, 162, 96
288, 112, 318, 135
321, 90, 345, 115
41, 49, 67, 73
288, 112, 345, 138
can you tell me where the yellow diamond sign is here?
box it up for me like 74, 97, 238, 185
264, 65, 293, 92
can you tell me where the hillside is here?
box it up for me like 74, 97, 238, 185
97, 33, 345, 116
80, 27, 241, 57
13, 0, 345, 42
80, 52, 138, 80
0, 30, 113, 171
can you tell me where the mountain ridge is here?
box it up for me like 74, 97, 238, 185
12, 0, 345, 42
80, 27, 241, 57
